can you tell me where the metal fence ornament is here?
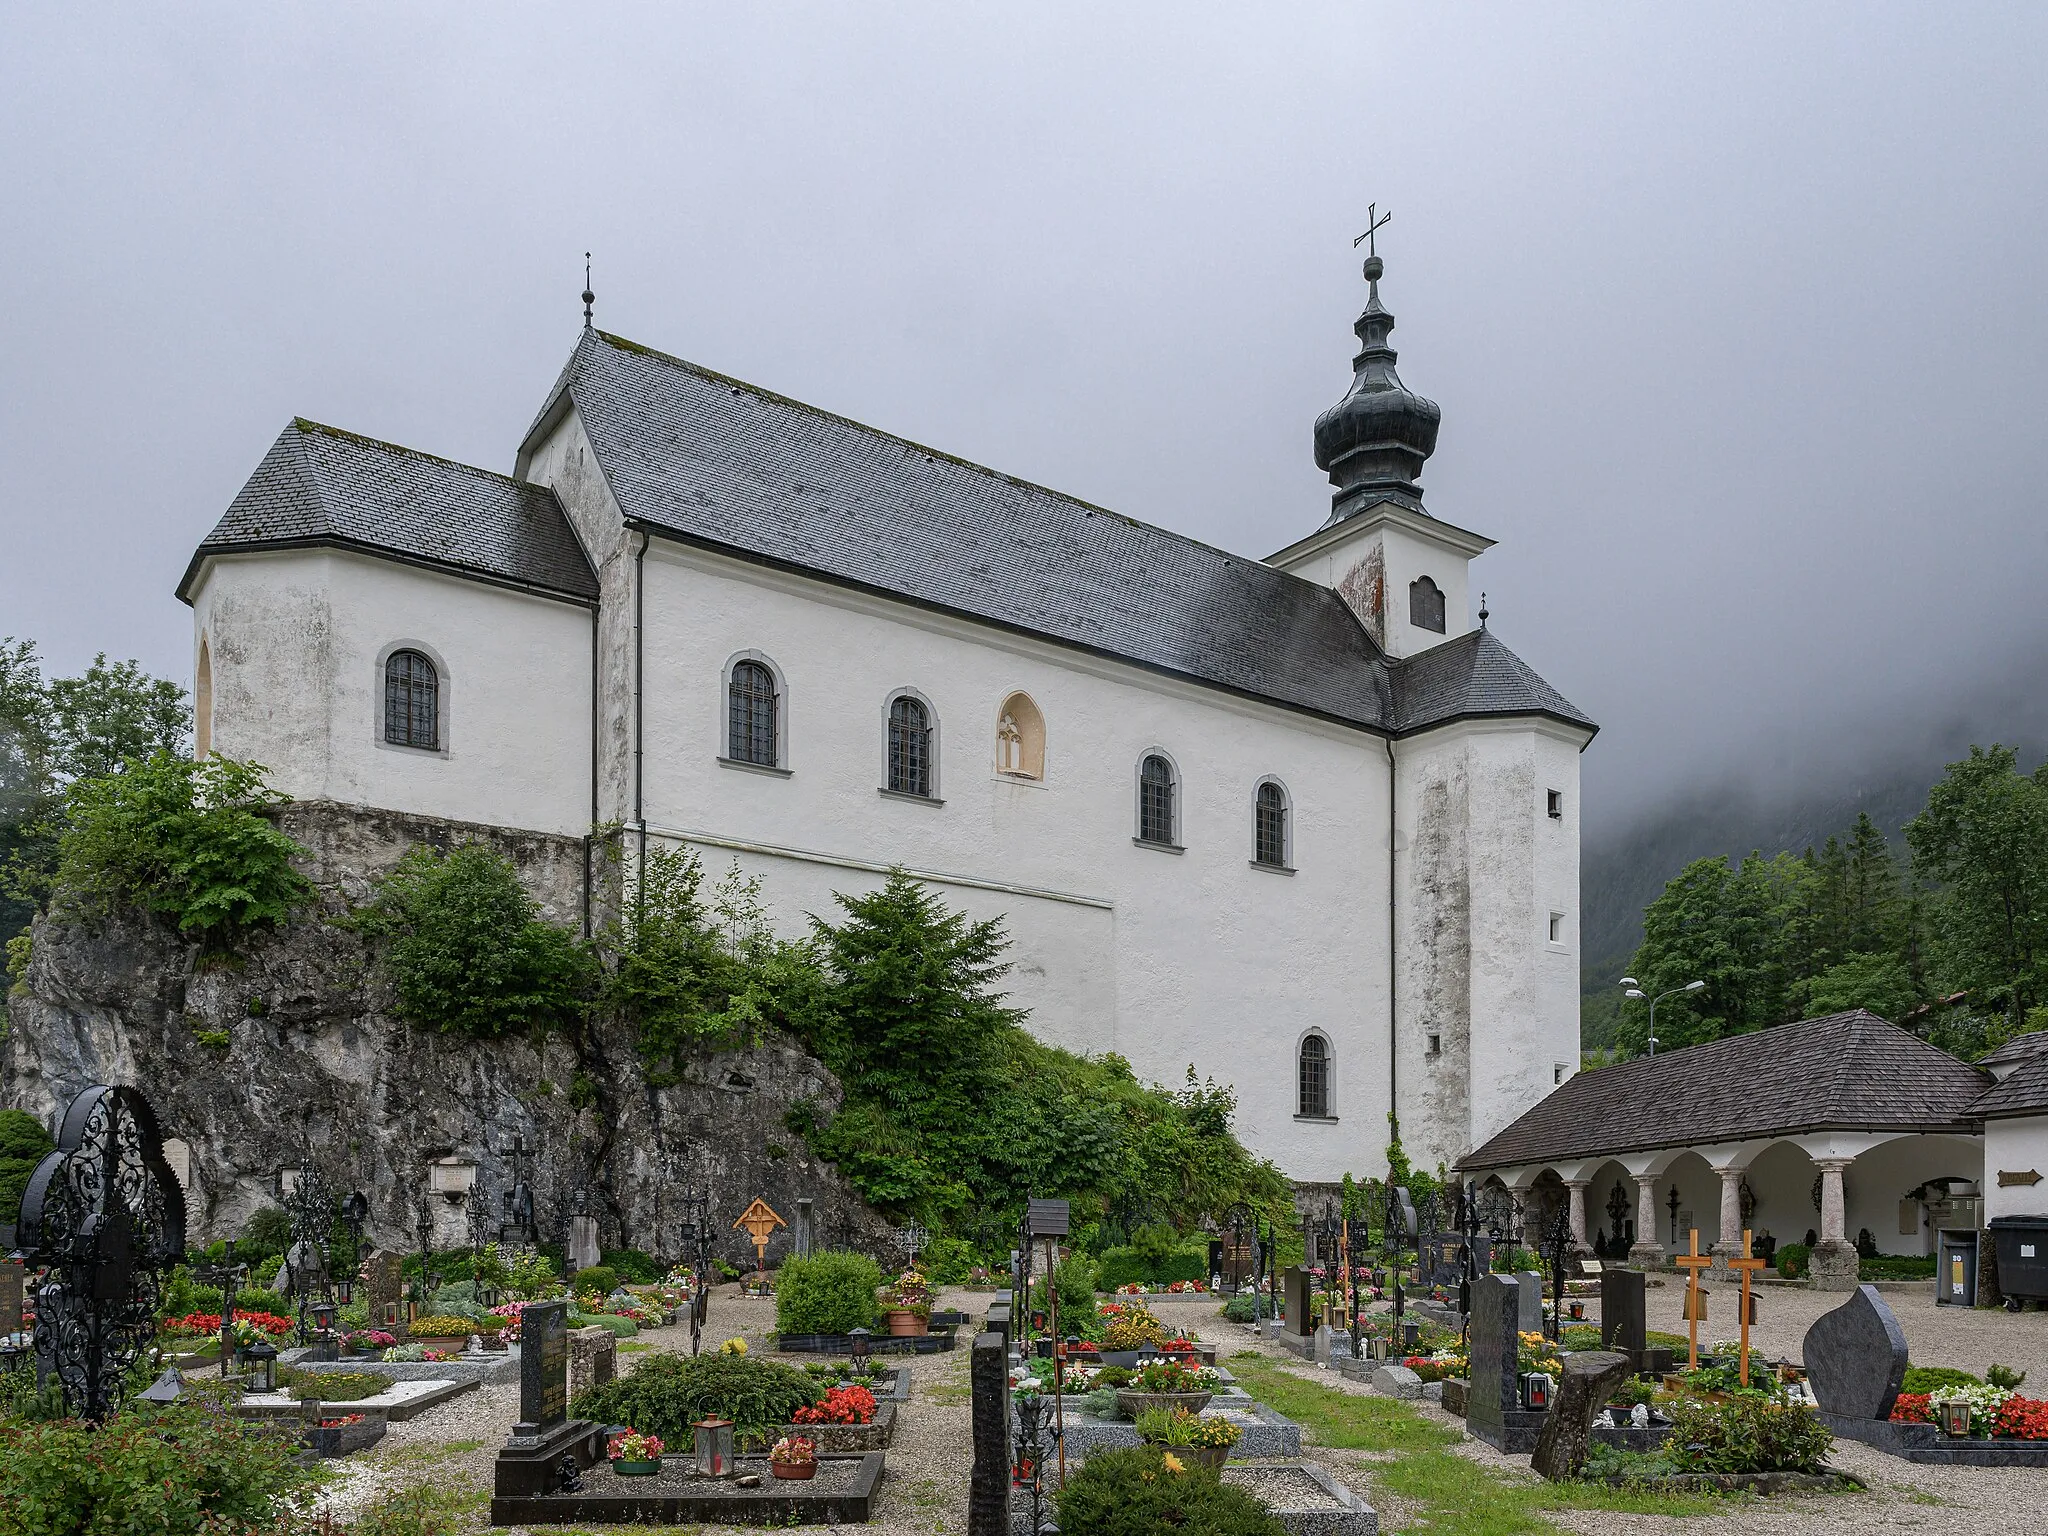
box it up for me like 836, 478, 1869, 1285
283, 1155, 339, 1342
16, 1084, 187, 1421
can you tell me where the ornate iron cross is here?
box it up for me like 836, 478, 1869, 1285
1353, 202, 1392, 258
16, 1085, 186, 1421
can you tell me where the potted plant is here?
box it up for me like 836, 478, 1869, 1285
607, 1427, 665, 1476
769, 1434, 818, 1480
405, 1315, 475, 1354
347, 1329, 397, 1358
1115, 1358, 1219, 1419
1135, 1406, 1241, 1472
880, 1269, 932, 1338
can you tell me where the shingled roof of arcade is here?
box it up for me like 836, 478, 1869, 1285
521, 329, 1597, 738
177, 420, 598, 605
1460, 1011, 1994, 1170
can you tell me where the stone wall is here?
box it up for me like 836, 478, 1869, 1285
0, 801, 892, 1264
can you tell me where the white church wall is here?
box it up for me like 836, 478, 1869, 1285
1986, 1117, 2048, 1222
190, 554, 336, 796
632, 541, 1393, 1181
1844, 1135, 1984, 1255
1267, 507, 1486, 659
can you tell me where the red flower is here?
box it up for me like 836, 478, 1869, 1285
1890, 1393, 1933, 1423
793, 1384, 878, 1426
1993, 1396, 2048, 1440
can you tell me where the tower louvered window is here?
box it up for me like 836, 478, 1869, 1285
729, 661, 777, 766
1255, 782, 1288, 866
1139, 754, 1176, 845
1298, 1034, 1330, 1118
887, 695, 931, 796
384, 650, 438, 750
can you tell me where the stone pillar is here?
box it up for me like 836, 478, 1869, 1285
1564, 1180, 1591, 1252
1709, 1168, 1743, 1277
1628, 1175, 1666, 1268
1809, 1157, 1859, 1291
967, 1330, 1009, 1536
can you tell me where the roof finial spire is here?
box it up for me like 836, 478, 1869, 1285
1352, 202, 1392, 296
581, 252, 595, 330
1479, 592, 1489, 628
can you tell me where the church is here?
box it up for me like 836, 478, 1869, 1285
176, 254, 1595, 1186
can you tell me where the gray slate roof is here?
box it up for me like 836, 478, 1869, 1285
179, 420, 597, 605
532, 330, 1595, 738
1978, 1030, 2048, 1073
1461, 1011, 1994, 1170
1971, 1053, 2048, 1119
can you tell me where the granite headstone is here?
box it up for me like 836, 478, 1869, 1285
1800, 1283, 1908, 1422
967, 1330, 1010, 1536
514, 1301, 570, 1440
1600, 1267, 1647, 1360
1515, 1271, 1544, 1334
1467, 1274, 1519, 1437
1283, 1266, 1312, 1337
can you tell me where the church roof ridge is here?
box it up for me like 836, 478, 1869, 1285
1459, 1010, 1993, 1170
288, 416, 528, 487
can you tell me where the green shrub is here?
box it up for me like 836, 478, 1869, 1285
1902, 1366, 1981, 1394
1082, 1386, 1121, 1419
350, 843, 592, 1038
1093, 1366, 1134, 1389
232, 1287, 289, 1317
572, 1265, 620, 1297
1055, 1445, 1286, 1535
155, 1266, 225, 1321
429, 1280, 486, 1321
569, 1351, 818, 1448
601, 1248, 662, 1284
235, 1206, 291, 1264
1776, 1243, 1810, 1279
775, 1250, 884, 1336
0, 1110, 53, 1226
349, 1483, 467, 1536
1094, 1242, 1209, 1291
0, 1395, 317, 1534
48, 753, 312, 944
1221, 1291, 1277, 1324
250, 1255, 283, 1289
1860, 1254, 1936, 1280
1027, 1255, 1100, 1338
289, 1369, 393, 1403
567, 1312, 638, 1338
1662, 1396, 1833, 1474
918, 1233, 977, 1284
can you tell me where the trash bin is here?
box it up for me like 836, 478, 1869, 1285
1988, 1216, 2048, 1304
1936, 1228, 1978, 1307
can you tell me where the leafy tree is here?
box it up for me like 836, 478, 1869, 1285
48, 753, 311, 943
45, 653, 190, 782
352, 843, 592, 1037
1907, 745, 2048, 1026
1804, 951, 1920, 1021
0, 1109, 54, 1225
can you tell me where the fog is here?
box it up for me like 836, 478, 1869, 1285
5, 4, 2045, 843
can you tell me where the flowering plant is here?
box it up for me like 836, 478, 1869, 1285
1101, 1303, 1167, 1351
1994, 1396, 2048, 1440
794, 1384, 878, 1425
420, 1348, 456, 1362
1132, 1359, 1218, 1394
1164, 1279, 1207, 1293
1060, 1365, 1093, 1393
1116, 1282, 1146, 1296
344, 1330, 398, 1351
883, 1269, 933, 1318
160, 1312, 223, 1339
231, 1313, 295, 1347
719, 1337, 748, 1356
1516, 1331, 1562, 1378
769, 1434, 817, 1465
316, 1414, 366, 1428
1160, 1337, 1197, 1354
607, 1428, 665, 1462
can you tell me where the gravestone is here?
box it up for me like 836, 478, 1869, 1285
795, 1198, 815, 1258
1800, 1283, 1908, 1422
1313, 1323, 1333, 1365
494, 1300, 605, 1501
1515, 1271, 1544, 1334
967, 1330, 1009, 1536
0, 1259, 21, 1336
362, 1249, 405, 1335
1467, 1274, 1546, 1453
1600, 1266, 1646, 1366
1530, 1351, 1633, 1481
1283, 1267, 1312, 1337
568, 1214, 601, 1273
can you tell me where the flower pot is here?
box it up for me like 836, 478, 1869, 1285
883, 1310, 927, 1338
771, 1459, 818, 1480
612, 1458, 662, 1477
1116, 1389, 1213, 1419
410, 1336, 466, 1354
1188, 1444, 1229, 1473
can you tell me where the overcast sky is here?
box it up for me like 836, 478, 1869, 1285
5, 4, 2045, 839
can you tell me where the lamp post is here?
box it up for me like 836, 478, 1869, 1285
1619, 978, 1704, 1056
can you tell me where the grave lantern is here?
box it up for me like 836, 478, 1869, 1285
848, 1326, 872, 1369
1520, 1371, 1551, 1411
1939, 1400, 1973, 1438
693, 1416, 735, 1477
245, 1340, 279, 1394
1401, 1319, 1420, 1351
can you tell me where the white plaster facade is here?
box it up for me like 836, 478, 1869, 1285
183, 348, 1593, 1186
1987, 1116, 2048, 1223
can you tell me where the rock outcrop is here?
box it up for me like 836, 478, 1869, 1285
1, 802, 891, 1264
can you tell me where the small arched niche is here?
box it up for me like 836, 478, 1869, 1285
995, 691, 1046, 780
194, 636, 213, 759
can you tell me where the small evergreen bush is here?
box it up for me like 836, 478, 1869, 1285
1662, 1396, 1833, 1474
570, 1351, 818, 1448
776, 1250, 883, 1337
1055, 1445, 1286, 1535
0, 1109, 55, 1225
601, 1248, 662, 1284
1776, 1243, 1810, 1279
571, 1265, 619, 1297
232, 1287, 290, 1317
1094, 1242, 1209, 1291
1902, 1365, 1981, 1394
567, 1312, 638, 1338
289, 1369, 393, 1403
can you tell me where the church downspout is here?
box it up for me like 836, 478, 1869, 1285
634, 529, 650, 905
1384, 734, 1399, 1170
584, 603, 598, 938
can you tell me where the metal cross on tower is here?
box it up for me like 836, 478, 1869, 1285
1353, 202, 1392, 259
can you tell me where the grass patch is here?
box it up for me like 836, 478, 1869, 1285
617, 1341, 654, 1353
1225, 1356, 1457, 1453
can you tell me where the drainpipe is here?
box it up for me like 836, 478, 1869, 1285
634, 529, 650, 904
583, 600, 599, 938
1384, 734, 1399, 1171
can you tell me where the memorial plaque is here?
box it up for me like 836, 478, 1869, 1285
0, 1260, 21, 1336
515, 1301, 570, 1438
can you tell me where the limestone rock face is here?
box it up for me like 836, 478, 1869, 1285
1, 803, 892, 1264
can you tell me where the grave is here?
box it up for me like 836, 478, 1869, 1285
1514, 1272, 1544, 1334
1597, 1267, 1669, 1376
361, 1249, 406, 1337
1007, 1463, 1376, 1535
503, 1453, 886, 1525
492, 1302, 607, 1503
1466, 1273, 1545, 1454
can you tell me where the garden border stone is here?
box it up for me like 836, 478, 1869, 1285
489, 1450, 884, 1525
1046, 1400, 1302, 1460
1821, 1412, 2048, 1467
287, 1354, 521, 1386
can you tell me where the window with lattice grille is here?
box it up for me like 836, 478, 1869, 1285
728, 661, 777, 765
1138, 754, 1175, 845
888, 695, 931, 796
383, 650, 438, 750
1254, 782, 1288, 866
1298, 1035, 1330, 1117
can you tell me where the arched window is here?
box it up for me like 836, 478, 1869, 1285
996, 691, 1046, 779
1137, 754, 1176, 846
194, 636, 212, 759
383, 649, 439, 750
1254, 780, 1289, 867
1409, 575, 1446, 633
887, 694, 932, 797
1298, 1033, 1330, 1118
728, 660, 778, 766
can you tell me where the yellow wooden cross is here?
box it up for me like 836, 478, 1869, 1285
1672, 1228, 1713, 1369
732, 1198, 787, 1284
1728, 1228, 1769, 1387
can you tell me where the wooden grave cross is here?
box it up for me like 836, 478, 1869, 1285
732, 1198, 787, 1287
1673, 1228, 1713, 1369
1728, 1228, 1769, 1387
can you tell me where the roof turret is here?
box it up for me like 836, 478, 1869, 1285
1311, 254, 1441, 525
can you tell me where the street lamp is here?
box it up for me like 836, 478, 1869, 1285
1620, 978, 1704, 1056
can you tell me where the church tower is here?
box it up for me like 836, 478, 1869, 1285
1268, 253, 1493, 659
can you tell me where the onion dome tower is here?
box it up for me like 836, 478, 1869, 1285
1312, 254, 1441, 526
